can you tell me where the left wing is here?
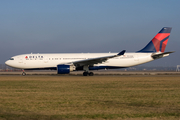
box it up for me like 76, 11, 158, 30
71, 50, 126, 67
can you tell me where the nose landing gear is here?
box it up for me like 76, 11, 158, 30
22, 70, 26, 76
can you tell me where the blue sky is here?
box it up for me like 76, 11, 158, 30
0, 0, 180, 67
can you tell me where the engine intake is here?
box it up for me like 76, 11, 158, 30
57, 65, 75, 74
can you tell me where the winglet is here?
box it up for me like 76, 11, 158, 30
117, 50, 126, 56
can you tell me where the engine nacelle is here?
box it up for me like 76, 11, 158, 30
57, 65, 75, 74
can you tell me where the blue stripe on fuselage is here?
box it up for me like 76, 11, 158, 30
24, 66, 126, 71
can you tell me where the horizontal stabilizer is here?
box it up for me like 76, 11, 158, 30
151, 51, 175, 59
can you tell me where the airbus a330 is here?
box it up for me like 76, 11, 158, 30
5, 27, 174, 76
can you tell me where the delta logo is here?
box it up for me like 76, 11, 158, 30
25, 56, 44, 59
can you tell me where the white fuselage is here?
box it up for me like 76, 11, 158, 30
5, 52, 154, 70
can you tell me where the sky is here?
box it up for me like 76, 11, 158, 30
0, 0, 180, 67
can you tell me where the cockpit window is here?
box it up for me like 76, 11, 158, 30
10, 58, 14, 60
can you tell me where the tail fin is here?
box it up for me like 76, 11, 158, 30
138, 27, 172, 53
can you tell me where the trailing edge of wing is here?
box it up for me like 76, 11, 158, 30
72, 50, 126, 67
151, 51, 175, 59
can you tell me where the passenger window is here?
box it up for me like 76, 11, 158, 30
10, 58, 14, 60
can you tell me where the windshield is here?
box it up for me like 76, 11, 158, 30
10, 58, 14, 60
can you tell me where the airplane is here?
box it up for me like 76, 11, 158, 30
5, 27, 174, 76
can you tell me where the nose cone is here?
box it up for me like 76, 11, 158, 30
5, 60, 13, 68
5, 60, 9, 66
5, 60, 14, 67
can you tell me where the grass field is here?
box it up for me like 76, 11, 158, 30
0, 75, 180, 120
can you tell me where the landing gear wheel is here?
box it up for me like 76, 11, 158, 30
89, 72, 94, 76
22, 72, 26, 76
83, 72, 88, 76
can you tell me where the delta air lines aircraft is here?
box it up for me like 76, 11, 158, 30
5, 27, 174, 76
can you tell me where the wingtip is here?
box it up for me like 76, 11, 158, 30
118, 50, 126, 55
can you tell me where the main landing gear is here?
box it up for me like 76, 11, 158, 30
83, 71, 94, 76
22, 70, 26, 76
83, 66, 94, 76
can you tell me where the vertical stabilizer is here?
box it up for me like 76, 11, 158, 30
138, 27, 172, 53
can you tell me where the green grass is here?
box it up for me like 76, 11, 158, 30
0, 75, 180, 120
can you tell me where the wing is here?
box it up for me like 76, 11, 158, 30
71, 50, 126, 67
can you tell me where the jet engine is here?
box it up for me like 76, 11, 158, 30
57, 64, 76, 74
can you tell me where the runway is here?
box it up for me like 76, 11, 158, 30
1, 70, 180, 76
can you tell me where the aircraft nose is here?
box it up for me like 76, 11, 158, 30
5, 60, 10, 66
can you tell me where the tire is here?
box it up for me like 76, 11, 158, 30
89, 72, 94, 76
83, 72, 88, 76
22, 72, 26, 76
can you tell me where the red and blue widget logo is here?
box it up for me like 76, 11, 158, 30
152, 33, 170, 52
138, 27, 172, 53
